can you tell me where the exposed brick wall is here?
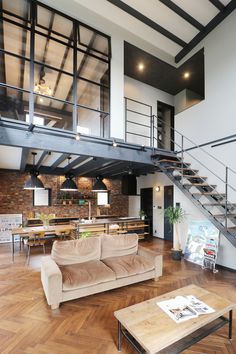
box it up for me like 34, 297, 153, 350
0, 171, 128, 223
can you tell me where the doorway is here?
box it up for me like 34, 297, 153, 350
164, 185, 173, 242
140, 188, 153, 235
156, 101, 174, 151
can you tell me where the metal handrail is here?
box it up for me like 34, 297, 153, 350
152, 114, 236, 229
152, 114, 236, 176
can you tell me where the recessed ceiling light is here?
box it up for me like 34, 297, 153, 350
39, 97, 44, 103
138, 63, 144, 71
183, 72, 190, 79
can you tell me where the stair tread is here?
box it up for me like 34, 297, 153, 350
215, 214, 236, 218
227, 227, 236, 233
183, 175, 207, 179
203, 202, 236, 206
184, 183, 216, 187
158, 159, 189, 165
164, 166, 198, 172
193, 192, 224, 195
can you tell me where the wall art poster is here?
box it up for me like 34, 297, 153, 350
0, 214, 22, 243
184, 220, 219, 267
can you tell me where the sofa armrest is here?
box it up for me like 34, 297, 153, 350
41, 256, 62, 308
138, 245, 163, 279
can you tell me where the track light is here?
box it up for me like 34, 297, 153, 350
75, 133, 81, 141
112, 139, 118, 147
141, 144, 146, 151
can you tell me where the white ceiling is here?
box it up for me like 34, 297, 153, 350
72, 0, 232, 58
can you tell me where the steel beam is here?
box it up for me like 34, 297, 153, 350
20, 147, 30, 172
0, 125, 154, 165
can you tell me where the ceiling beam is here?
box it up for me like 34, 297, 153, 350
208, 0, 225, 11
36, 150, 49, 169
73, 158, 105, 176
159, 0, 204, 31
63, 33, 97, 110
0, 125, 156, 165
63, 156, 92, 173
20, 147, 29, 172
175, 0, 236, 63
107, 0, 187, 47
50, 153, 70, 171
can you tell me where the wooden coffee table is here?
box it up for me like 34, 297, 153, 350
114, 284, 235, 354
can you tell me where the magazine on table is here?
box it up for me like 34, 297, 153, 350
157, 295, 215, 323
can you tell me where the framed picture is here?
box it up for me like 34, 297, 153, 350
33, 188, 51, 206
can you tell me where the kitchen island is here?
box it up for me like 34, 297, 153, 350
71, 217, 150, 240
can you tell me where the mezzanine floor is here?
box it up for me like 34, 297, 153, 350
0, 239, 235, 354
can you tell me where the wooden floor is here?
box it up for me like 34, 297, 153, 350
0, 239, 235, 354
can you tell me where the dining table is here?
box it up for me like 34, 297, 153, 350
11, 224, 77, 262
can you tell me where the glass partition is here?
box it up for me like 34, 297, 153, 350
0, 0, 110, 135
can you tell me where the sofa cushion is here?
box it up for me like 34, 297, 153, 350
51, 237, 101, 266
60, 260, 116, 291
101, 234, 138, 260
102, 254, 154, 279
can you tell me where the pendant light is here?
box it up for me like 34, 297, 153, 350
24, 152, 45, 190
60, 157, 78, 191
92, 176, 107, 192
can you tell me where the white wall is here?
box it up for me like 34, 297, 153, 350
129, 172, 172, 239
174, 11, 236, 270
124, 76, 174, 145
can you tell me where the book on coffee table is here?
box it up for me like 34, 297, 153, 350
157, 295, 215, 323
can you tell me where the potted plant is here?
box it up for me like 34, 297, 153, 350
139, 210, 146, 220
80, 231, 91, 239
164, 206, 186, 260
39, 213, 54, 229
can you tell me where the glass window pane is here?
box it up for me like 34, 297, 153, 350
34, 64, 73, 102
33, 95, 73, 131
1, 21, 30, 58
77, 79, 109, 112
79, 25, 109, 58
0, 53, 30, 90
0, 86, 29, 122
37, 5, 73, 44
77, 106, 109, 138
77, 52, 109, 84
2, 0, 30, 21
35, 33, 73, 73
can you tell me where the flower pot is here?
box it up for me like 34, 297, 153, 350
171, 249, 182, 261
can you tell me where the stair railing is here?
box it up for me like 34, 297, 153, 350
152, 114, 236, 230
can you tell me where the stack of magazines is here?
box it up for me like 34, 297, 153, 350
157, 295, 215, 323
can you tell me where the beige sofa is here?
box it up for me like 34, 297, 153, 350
41, 234, 163, 309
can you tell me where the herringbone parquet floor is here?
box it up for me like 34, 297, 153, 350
0, 239, 235, 354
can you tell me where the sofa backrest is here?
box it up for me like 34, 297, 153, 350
101, 233, 138, 260
51, 237, 101, 265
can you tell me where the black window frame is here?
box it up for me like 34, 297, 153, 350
0, 0, 111, 137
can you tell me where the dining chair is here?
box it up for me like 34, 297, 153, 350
55, 229, 71, 241
25, 231, 46, 264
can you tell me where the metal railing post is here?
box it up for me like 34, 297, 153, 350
181, 135, 184, 184
225, 166, 228, 230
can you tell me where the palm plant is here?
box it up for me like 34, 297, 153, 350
164, 206, 185, 250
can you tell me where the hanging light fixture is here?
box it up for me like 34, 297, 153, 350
34, 65, 52, 96
60, 157, 78, 191
92, 176, 107, 192
24, 152, 45, 190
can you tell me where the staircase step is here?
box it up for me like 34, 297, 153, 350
158, 159, 190, 166
183, 175, 207, 180
203, 203, 236, 209
183, 183, 216, 190
227, 227, 236, 235
192, 192, 225, 196
215, 214, 236, 219
164, 166, 198, 173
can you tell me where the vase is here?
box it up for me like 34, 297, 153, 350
43, 220, 49, 229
